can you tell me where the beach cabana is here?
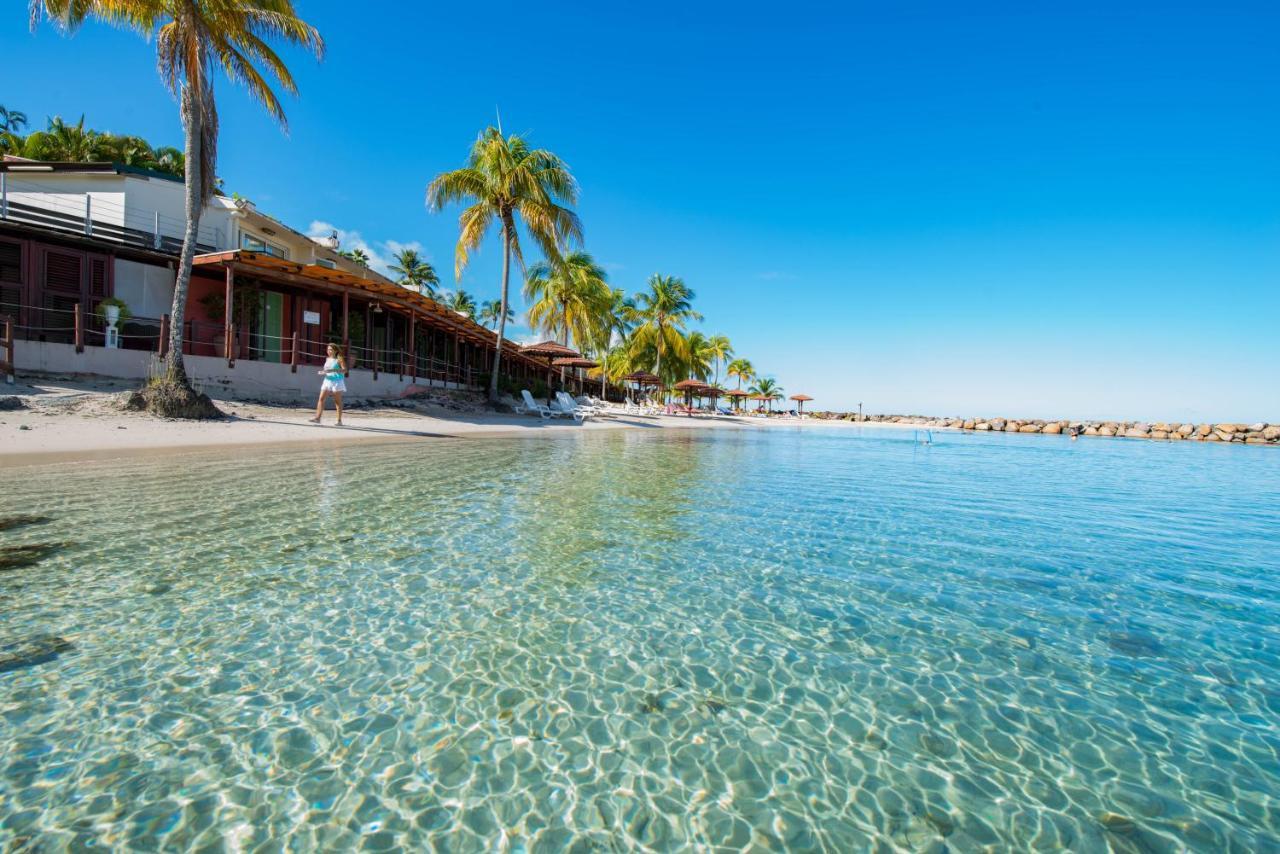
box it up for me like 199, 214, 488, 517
723, 388, 750, 412
790, 394, 814, 418
521, 340, 582, 400
673, 379, 707, 417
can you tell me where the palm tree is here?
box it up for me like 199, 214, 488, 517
584, 288, 635, 398
727, 358, 755, 391
524, 250, 610, 351
32, 0, 324, 396
478, 299, 506, 330
629, 274, 701, 387
683, 330, 715, 382
21, 115, 106, 161
427, 126, 581, 402
0, 106, 29, 134
706, 334, 733, 388
749, 377, 783, 413
341, 248, 370, 267
445, 290, 477, 318
388, 248, 439, 296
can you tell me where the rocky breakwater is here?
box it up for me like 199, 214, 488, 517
812, 412, 1279, 446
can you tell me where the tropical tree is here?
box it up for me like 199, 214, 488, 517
706, 334, 733, 388
584, 288, 635, 397
388, 248, 438, 296
749, 377, 783, 413
341, 248, 370, 267
427, 126, 581, 402
20, 115, 106, 162
0, 105, 29, 134
444, 290, 477, 318
727, 358, 755, 391
629, 274, 701, 386
682, 330, 715, 382
524, 250, 610, 351
31, 0, 324, 404
478, 299, 506, 330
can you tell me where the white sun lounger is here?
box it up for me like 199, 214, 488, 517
518, 389, 554, 419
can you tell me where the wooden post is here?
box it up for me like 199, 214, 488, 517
227, 324, 236, 368
409, 314, 416, 383
159, 314, 170, 357
74, 302, 84, 353
341, 291, 349, 372
224, 265, 234, 348
290, 330, 299, 373
2, 317, 13, 384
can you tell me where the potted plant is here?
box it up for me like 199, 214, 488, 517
96, 296, 131, 326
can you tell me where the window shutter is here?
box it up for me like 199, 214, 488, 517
89, 255, 109, 297
0, 240, 21, 285
44, 249, 83, 293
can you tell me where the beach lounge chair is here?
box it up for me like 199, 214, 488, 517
549, 393, 586, 422
554, 392, 591, 421
573, 394, 610, 416
518, 389, 554, 419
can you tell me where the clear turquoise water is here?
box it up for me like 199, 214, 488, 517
2, 426, 1279, 851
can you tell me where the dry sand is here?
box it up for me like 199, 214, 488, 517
1, 375, 857, 466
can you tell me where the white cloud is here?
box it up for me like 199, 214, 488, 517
306, 221, 432, 277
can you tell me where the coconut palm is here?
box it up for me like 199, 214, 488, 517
629, 274, 701, 386
427, 127, 581, 402
727, 358, 755, 391
524, 251, 610, 351
341, 248, 370, 267
445, 290, 477, 318
584, 288, 636, 397
683, 331, 715, 382
32, 0, 324, 398
388, 248, 439, 296
0, 106, 29, 134
749, 377, 783, 413
21, 115, 106, 161
478, 299, 506, 330
706, 334, 733, 388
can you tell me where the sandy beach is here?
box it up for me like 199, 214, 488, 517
0, 376, 855, 466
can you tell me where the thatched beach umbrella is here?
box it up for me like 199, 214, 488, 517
723, 388, 750, 412
553, 357, 600, 397
790, 394, 814, 417
622, 371, 661, 402
673, 379, 705, 417
521, 340, 581, 400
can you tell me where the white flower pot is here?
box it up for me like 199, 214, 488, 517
103, 305, 120, 327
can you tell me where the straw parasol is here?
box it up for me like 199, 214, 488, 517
552, 357, 598, 369
673, 379, 706, 416
723, 388, 750, 412
521, 341, 582, 400
789, 393, 814, 417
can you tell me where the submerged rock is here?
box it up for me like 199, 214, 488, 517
0, 542, 69, 571
1107, 631, 1163, 657
0, 634, 74, 673
0, 514, 52, 532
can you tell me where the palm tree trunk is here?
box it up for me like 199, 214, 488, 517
164, 85, 202, 385
489, 222, 511, 403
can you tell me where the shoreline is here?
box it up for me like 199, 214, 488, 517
0, 377, 834, 467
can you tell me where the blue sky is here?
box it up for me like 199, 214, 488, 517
6, 1, 1278, 420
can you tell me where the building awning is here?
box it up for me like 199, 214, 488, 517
192, 250, 532, 362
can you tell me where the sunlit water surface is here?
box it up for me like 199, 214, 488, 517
2, 426, 1279, 851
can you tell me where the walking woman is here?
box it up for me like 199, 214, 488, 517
310, 343, 346, 425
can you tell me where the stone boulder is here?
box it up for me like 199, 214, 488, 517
1264, 426, 1280, 441
1125, 427, 1150, 439
1098, 425, 1116, 437
1150, 430, 1169, 439
1041, 422, 1062, 434
974, 422, 991, 431
1177, 423, 1195, 436
1214, 430, 1234, 442
1197, 424, 1212, 436
1249, 422, 1266, 433
1084, 426, 1099, 436
1019, 424, 1041, 433
990, 419, 1006, 431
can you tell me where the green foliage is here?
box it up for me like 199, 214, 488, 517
388, 248, 438, 296
95, 296, 132, 322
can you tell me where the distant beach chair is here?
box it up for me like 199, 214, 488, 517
551, 392, 587, 422
518, 389, 554, 419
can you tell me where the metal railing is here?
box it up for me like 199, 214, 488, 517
0, 174, 223, 253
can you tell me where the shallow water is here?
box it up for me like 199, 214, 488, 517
2, 426, 1279, 851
